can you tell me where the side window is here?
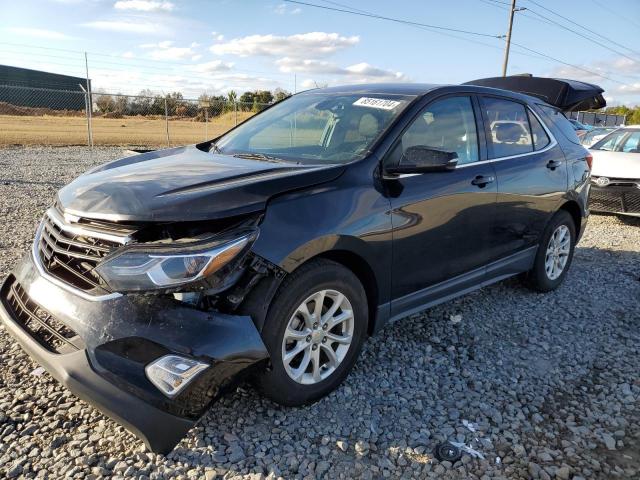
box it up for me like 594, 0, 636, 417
621, 132, 640, 153
537, 104, 582, 145
595, 130, 627, 151
391, 96, 479, 166
528, 110, 551, 150
481, 97, 533, 158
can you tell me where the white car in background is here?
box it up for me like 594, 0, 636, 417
589, 126, 640, 217
580, 127, 618, 147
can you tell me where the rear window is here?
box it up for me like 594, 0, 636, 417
481, 97, 533, 158
536, 104, 581, 145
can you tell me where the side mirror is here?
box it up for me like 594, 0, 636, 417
386, 146, 458, 175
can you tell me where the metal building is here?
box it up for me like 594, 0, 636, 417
0, 65, 90, 111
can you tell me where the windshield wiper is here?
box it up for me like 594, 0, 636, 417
232, 152, 287, 163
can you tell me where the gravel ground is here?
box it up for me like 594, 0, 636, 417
0, 146, 639, 480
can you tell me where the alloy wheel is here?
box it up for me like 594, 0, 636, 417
281, 289, 354, 385
544, 224, 571, 280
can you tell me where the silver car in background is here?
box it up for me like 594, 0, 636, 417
589, 126, 640, 217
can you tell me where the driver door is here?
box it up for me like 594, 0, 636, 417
386, 94, 498, 316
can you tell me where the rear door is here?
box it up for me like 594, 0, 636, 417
479, 96, 568, 262
386, 94, 498, 316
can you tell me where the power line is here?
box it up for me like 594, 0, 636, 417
522, 1, 640, 63
508, 40, 625, 85
0, 42, 294, 79
476, 1, 640, 82
588, 0, 640, 29
283, 0, 502, 38
318, 0, 550, 63
292, 0, 631, 86
526, 0, 640, 57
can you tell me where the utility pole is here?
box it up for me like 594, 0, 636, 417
501, 0, 517, 77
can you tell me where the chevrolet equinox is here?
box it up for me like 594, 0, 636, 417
0, 76, 603, 453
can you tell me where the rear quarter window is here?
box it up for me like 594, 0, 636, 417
536, 104, 581, 145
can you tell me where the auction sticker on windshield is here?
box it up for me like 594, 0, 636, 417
353, 97, 402, 110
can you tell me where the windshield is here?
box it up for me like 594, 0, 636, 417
592, 129, 640, 153
214, 91, 414, 164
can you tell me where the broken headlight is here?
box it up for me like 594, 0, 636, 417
95, 231, 257, 292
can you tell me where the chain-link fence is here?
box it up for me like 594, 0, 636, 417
0, 84, 271, 147
568, 110, 626, 127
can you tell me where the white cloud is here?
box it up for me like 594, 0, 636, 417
122, 51, 135, 58
82, 20, 160, 34
150, 46, 196, 60
190, 60, 234, 73
7, 27, 71, 40
114, 0, 174, 12
277, 57, 408, 82
548, 56, 640, 102
138, 40, 203, 60
274, 3, 301, 15
211, 32, 359, 58
616, 83, 640, 94
141, 40, 173, 49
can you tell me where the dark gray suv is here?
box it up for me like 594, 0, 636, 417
0, 76, 602, 452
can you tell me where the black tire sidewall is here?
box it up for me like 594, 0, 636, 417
530, 210, 576, 292
257, 260, 368, 406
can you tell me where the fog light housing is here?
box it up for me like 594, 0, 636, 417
145, 355, 208, 398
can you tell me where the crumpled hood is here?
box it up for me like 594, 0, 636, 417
57, 145, 345, 222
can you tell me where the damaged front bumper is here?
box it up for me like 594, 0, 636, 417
0, 252, 268, 453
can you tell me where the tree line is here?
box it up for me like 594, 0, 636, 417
93, 88, 291, 118
601, 105, 640, 125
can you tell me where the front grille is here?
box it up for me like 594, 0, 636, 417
37, 208, 135, 294
590, 186, 640, 214
623, 190, 640, 212
590, 190, 623, 212
3, 277, 84, 353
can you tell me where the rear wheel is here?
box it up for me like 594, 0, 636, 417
256, 259, 367, 406
525, 210, 576, 292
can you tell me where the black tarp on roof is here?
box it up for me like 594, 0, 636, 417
464, 75, 606, 111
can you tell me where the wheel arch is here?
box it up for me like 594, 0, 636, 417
558, 200, 582, 233
312, 249, 380, 336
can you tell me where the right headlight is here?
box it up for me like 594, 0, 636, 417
95, 230, 257, 292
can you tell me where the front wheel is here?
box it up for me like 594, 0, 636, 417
256, 259, 368, 406
525, 210, 576, 292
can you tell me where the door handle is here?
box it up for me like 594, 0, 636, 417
471, 175, 495, 187
546, 160, 563, 170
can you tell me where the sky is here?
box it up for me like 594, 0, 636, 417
2, 0, 640, 105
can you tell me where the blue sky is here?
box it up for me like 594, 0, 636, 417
2, 0, 640, 104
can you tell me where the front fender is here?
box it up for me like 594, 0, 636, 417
251, 181, 393, 306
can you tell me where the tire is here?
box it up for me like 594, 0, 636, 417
525, 210, 576, 292
256, 259, 368, 406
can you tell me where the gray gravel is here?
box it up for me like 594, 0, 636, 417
0, 146, 639, 479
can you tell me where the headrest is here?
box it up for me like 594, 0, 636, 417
495, 123, 524, 143
359, 113, 379, 138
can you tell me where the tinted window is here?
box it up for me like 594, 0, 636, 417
537, 104, 582, 145
529, 111, 550, 150
391, 96, 479, 166
482, 97, 533, 158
